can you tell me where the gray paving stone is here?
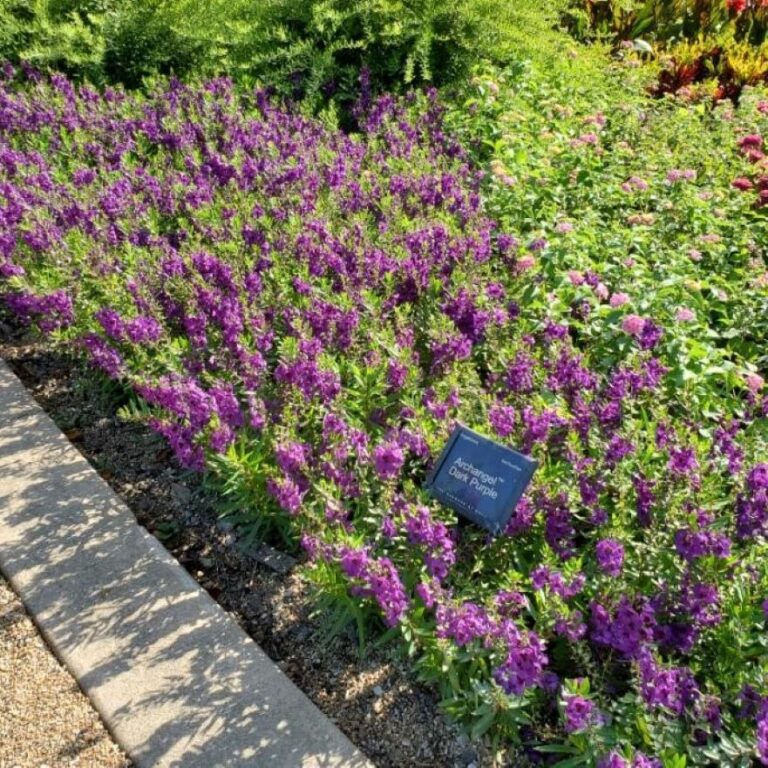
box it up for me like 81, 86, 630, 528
0, 359, 373, 768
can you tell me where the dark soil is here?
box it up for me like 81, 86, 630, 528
0, 319, 499, 768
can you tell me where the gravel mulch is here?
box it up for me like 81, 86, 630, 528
0, 576, 132, 768
0, 320, 509, 768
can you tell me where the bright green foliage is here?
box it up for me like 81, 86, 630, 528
100, 2, 212, 88
0, 0, 106, 82
0, 0, 527, 100
0, 0, 620, 108
234, 0, 491, 107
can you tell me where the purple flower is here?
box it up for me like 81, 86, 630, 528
590, 596, 655, 658
489, 404, 516, 438
563, 695, 594, 733
605, 434, 635, 467
505, 352, 536, 394
748, 464, 768, 492
275, 441, 310, 476
266, 476, 305, 515
442, 290, 489, 343
373, 441, 405, 480
339, 547, 409, 627
674, 527, 731, 561
494, 590, 527, 618
125, 315, 162, 343
209, 425, 234, 452
632, 754, 661, 768
668, 446, 699, 477
598, 753, 628, 768
639, 320, 663, 350
436, 602, 492, 647
554, 610, 587, 641
505, 497, 535, 536
737, 464, 768, 539
596, 538, 625, 577
81, 333, 123, 379
541, 493, 576, 559
758, 713, 768, 765
637, 648, 698, 715
5, 289, 74, 333
492, 633, 548, 696
415, 580, 438, 609
404, 506, 456, 581
386, 360, 408, 390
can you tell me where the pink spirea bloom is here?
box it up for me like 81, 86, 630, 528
568, 270, 585, 286
667, 168, 696, 183
515, 255, 536, 274
610, 293, 630, 308
621, 176, 649, 193
622, 314, 646, 336
676, 308, 695, 322
688, 249, 703, 262
745, 373, 765, 393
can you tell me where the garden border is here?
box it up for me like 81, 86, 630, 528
0, 357, 373, 768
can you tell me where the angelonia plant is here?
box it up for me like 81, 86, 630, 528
1, 62, 768, 766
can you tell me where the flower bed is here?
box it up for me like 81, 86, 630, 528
563, 0, 768, 101
2, 64, 768, 766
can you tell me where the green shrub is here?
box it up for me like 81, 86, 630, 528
231, 0, 495, 108
0, 0, 561, 104
101, 2, 209, 88
0, 0, 106, 82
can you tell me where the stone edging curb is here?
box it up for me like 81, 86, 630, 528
0, 358, 373, 768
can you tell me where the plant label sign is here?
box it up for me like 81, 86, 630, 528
425, 424, 537, 535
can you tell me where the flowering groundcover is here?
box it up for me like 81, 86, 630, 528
1, 64, 768, 766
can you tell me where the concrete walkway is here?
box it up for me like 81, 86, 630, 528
0, 358, 373, 768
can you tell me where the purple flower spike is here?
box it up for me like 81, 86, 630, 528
596, 538, 625, 577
